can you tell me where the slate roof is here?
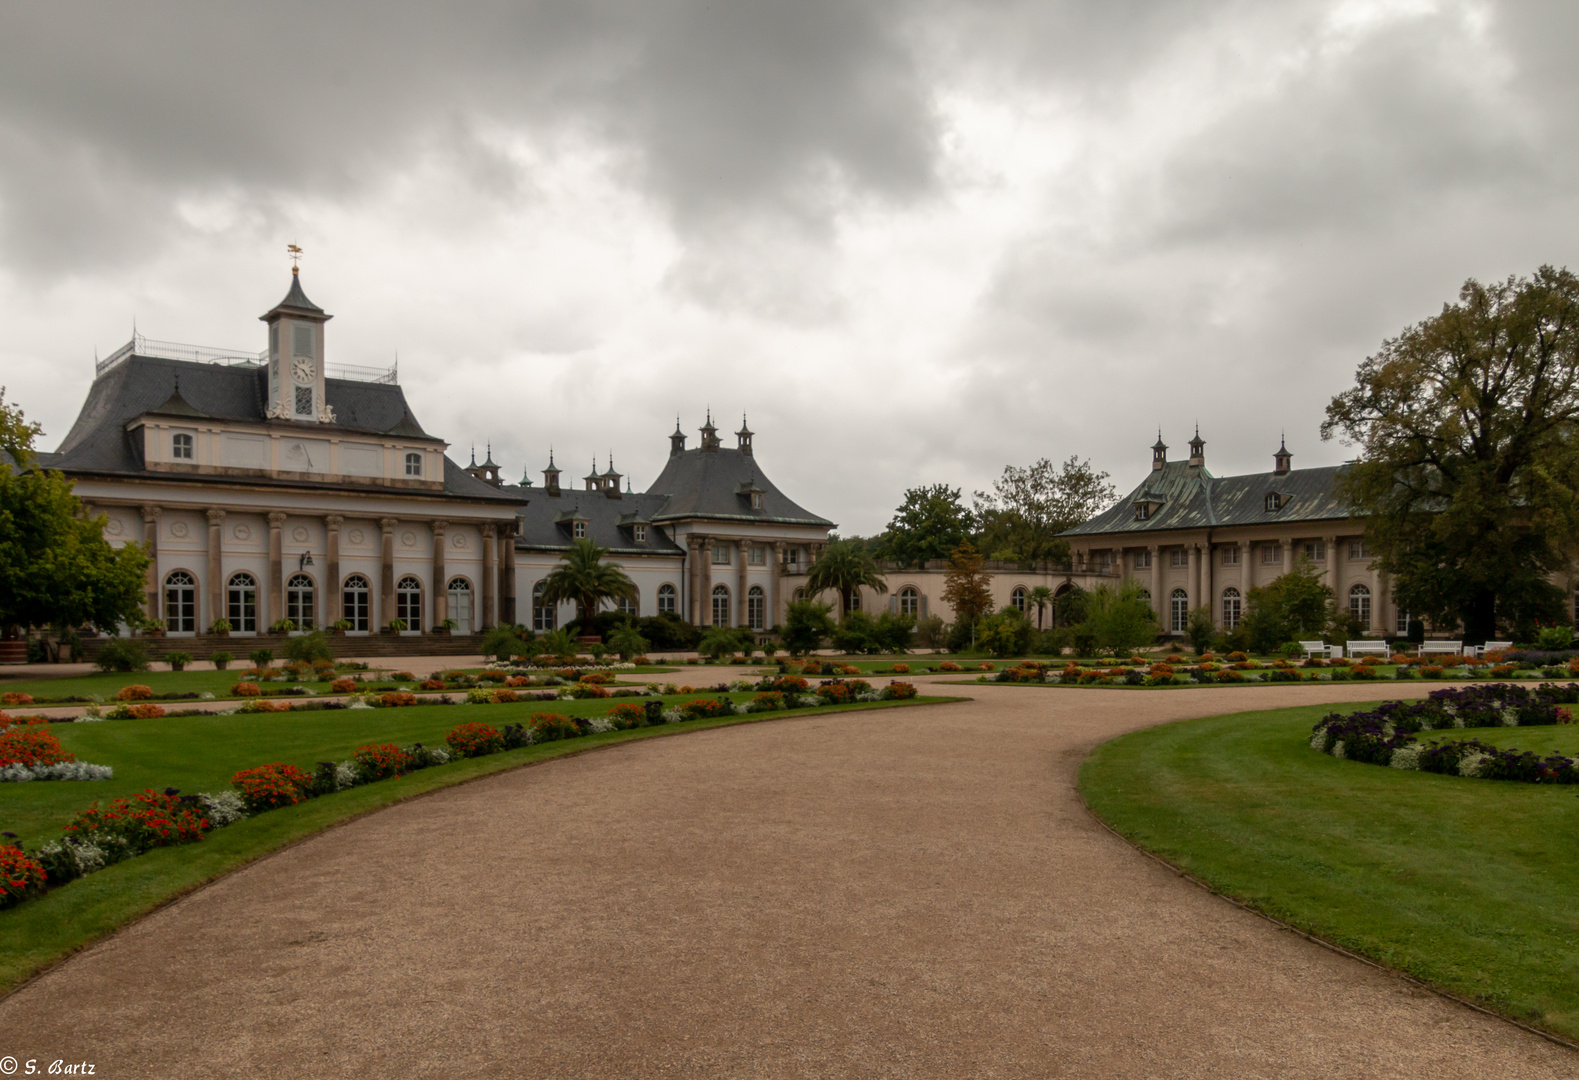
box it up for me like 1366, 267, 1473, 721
47, 353, 519, 504
502, 485, 684, 557
1061, 459, 1357, 538
264, 271, 326, 317
643, 446, 834, 527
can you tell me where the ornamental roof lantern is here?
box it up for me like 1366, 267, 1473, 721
1188, 425, 1206, 467
1151, 429, 1167, 472
543, 450, 561, 496
584, 457, 602, 490
669, 417, 687, 457
736, 414, 754, 456
1273, 434, 1292, 475
700, 409, 721, 451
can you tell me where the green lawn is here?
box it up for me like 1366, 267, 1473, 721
0, 692, 952, 993
1080, 702, 1579, 1041
1406, 725, 1579, 756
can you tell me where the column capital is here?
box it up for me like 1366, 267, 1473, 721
688, 535, 702, 550
432, 518, 450, 533
480, 523, 496, 538
140, 504, 162, 522
379, 517, 399, 531
702, 536, 715, 549
324, 514, 344, 528
206, 508, 226, 524
267, 511, 288, 526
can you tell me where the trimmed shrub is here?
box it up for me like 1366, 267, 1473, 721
94, 638, 150, 673
231, 682, 262, 697
353, 743, 416, 781
116, 685, 154, 701
231, 763, 313, 811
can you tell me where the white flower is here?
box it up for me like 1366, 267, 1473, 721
199, 691, 216, 700
346, 698, 373, 710
1331, 740, 1347, 759
588, 717, 615, 734
1309, 730, 1327, 751
661, 707, 685, 724
797, 694, 822, 707
1501, 708, 1520, 726
732, 703, 751, 715
334, 762, 358, 789
856, 691, 882, 702
1458, 751, 1488, 778
1388, 744, 1422, 770
197, 790, 249, 826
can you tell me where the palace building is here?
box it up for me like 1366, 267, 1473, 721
1060, 430, 1392, 637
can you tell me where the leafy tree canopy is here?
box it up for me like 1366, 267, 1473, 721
1078, 581, 1158, 655
805, 540, 887, 620
0, 390, 148, 632
537, 539, 637, 633
781, 599, 835, 656
1241, 557, 1333, 654
973, 456, 1116, 565
1323, 266, 1579, 640
877, 484, 973, 566
940, 540, 994, 627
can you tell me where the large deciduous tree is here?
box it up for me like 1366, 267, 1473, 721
878, 484, 973, 566
940, 541, 994, 629
1322, 267, 1579, 641
0, 390, 148, 635
973, 456, 1116, 565
804, 540, 887, 620
537, 539, 638, 636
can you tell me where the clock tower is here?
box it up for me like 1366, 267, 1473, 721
260, 266, 333, 422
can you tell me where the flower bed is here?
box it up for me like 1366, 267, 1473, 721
1311, 683, 1579, 784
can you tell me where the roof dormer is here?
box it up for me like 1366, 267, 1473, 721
737, 477, 766, 511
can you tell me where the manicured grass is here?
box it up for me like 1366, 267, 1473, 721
0, 669, 373, 704
1409, 724, 1579, 756
1079, 703, 1579, 1040
0, 693, 953, 993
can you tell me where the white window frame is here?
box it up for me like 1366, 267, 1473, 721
171, 432, 194, 460
164, 570, 197, 633
899, 587, 919, 617
1170, 589, 1188, 634
634, 524, 647, 543
342, 574, 371, 632
404, 452, 423, 477
573, 520, 587, 539
532, 582, 555, 632
1222, 587, 1242, 630
1303, 541, 1326, 562
747, 585, 765, 630
286, 573, 316, 630
1169, 549, 1187, 568
1134, 550, 1151, 569
749, 545, 766, 565
657, 583, 677, 615
227, 572, 258, 633
396, 575, 423, 631
1221, 546, 1241, 566
712, 545, 732, 565
712, 584, 731, 627
447, 577, 472, 630
1261, 544, 1282, 565
1349, 584, 1372, 629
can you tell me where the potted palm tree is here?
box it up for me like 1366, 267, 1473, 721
537, 539, 638, 644
384, 618, 407, 635
804, 540, 888, 622
331, 618, 351, 636
208, 618, 232, 638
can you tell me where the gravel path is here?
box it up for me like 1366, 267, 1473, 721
2, 682, 1573, 1078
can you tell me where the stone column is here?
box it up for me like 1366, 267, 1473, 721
481, 523, 498, 628
1202, 541, 1214, 627
1148, 545, 1161, 624
140, 505, 161, 622
431, 520, 449, 628
267, 512, 287, 626
1241, 542, 1250, 599
772, 540, 785, 628
206, 509, 225, 629
687, 536, 702, 625
324, 515, 343, 626
500, 522, 517, 626
379, 518, 398, 627
736, 540, 749, 629
1323, 534, 1339, 591
1187, 543, 1200, 629
701, 538, 715, 626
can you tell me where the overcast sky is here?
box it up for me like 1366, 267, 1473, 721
3, 0, 1575, 533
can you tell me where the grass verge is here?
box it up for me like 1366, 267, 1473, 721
0, 694, 956, 995
1078, 702, 1579, 1042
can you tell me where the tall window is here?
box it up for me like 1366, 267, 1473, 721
1011, 587, 1028, 612
172, 433, 194, 460
1221, 546, 1241, 566
847, 592, 861, 613
1303, 541, 1326, 562
618, 589, 639, 616
1261, 544, 1282, 565
343, 574, 370, 632
533, 581, 555, 632
295, 386, 313, 417
286, 573, 316, 629
785, 548, 802, 570
448, 577, 472, 630
1348, 539, 1370, 560
1169, 549, 1187, 568
793, 587, 805, 602
405, 452, 423, 477
749, 545, 766, 565
1222, 587, 1242, 630
750, 492, 764, 509
748, 585, 765, 630
396, 575, 423, 631
899, 587, 919, 617
1349, 584, 1372, 630
712, 545, 732, 565
1170, 588, 1188, 634
712, 584, 731, 627
164, 571, 196, 633
227, 572, 257, 633
1134, 550, 1151, 569
658, 583, 677, 615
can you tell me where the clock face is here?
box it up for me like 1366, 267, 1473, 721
291, 357, 316, 385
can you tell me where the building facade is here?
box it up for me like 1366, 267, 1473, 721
1060, 431, 1393, 637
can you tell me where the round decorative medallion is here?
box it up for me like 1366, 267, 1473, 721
104, 518, 124, 537
347, 528, 366, 545
401, 531, 417, 547
168, 521, 190, 539
451, 534, 467, 549
232, 524, 252, 541
291, 526, 309, 543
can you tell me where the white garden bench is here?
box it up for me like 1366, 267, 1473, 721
1299, 640, 1337, 659
1474, 641, 1513, 658
1418, 640, 1463, 657
1345, 640, 1391, 658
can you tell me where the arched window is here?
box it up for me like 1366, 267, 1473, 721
618, 588, 639, 617
899, 587, 919, 617
1011, 587, 1028, 612
793, 587, 805, 603
404, 452, 422, 477
532, 581, 555, 632
658, 583, 678, 615
1170, 588, 1189, 635
1136, 587, 1151, 603
712, 584, 731, 627
748, 585, 766, 630
447, 577, 472, 630
286, 573, 316, 630
227, 572, 257, 633
397, 575, 423, 631
164, 570, 196, 633
342, 574, 370, 632
172, 433, 194, 460
1222, 587, 1242, 630
847, 591, 861, 614
1349, 583, 1372, 630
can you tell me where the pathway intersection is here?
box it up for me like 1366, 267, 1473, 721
1, 676, 1573, 1077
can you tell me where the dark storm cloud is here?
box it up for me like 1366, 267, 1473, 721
0, 0, 939, 274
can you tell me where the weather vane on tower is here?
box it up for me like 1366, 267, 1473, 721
287, 243, 303, 274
